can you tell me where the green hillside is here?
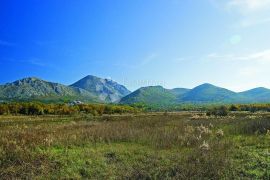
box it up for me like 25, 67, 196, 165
120, 83, 270, 105
120, 86, 177, 105
239, 87, 270, 103
179, 83, 247, 103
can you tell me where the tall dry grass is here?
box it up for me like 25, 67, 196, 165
0, 112, 268, 179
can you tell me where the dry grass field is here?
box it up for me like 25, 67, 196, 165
0, 112, 269, 179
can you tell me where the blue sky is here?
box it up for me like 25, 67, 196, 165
1, 0, 270, 91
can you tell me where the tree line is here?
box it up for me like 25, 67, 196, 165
0, 103, 140, 116
131, 103, 270, 114
228, 104, 270, 112
1, 102, 270, 116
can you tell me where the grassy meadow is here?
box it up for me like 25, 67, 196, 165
0, 112, 269, 179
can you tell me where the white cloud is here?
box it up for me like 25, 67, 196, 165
207, 49, 270, 86
227, 0, 270, 12
228, 0, 270, 27
211, 0, 270, 27
239, 17, 270, 27
244, 49, 270, 62
207, 49, 270, 63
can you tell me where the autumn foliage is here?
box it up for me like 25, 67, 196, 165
0, 103, 139, 116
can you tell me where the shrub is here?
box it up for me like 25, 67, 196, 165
28, 104, 44, 115
0, 104, 9, 115
229, 104, 240, 111
216, 129, 224, 138
199, 141, 210, 151
206, 106, 229, 117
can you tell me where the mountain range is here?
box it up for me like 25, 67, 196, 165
1, 75, 270, 104
120, 83, 270, 105
0, 75, 130, 103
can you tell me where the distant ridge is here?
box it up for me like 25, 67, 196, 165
179, 83, 245, 103
120, 83, 270, 105
239, 87, 270, 103
0, 75, 130, 103
0, 77, 100, 103
1, 77, 270, 104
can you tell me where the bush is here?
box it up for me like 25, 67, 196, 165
206, 106, 229, 117
229, 104, 240, 111
28, 104, 44, 115
0, 104, 9, 115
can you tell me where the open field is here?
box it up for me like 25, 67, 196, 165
0, 112, 269, 179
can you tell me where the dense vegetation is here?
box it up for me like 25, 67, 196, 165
131, 102, 270, 113
0, 103, 139, 116
2, 102, 270, 116
0, 112, 269, 179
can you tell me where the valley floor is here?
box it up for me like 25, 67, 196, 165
0, 112, 269, 179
